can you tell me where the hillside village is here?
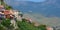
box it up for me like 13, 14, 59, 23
0, 5, 22, 20
0, 0, 55, 30
0, 5, 33, 24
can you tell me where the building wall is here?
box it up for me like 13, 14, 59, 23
46, 27, 54, 30
13, 11, 22, 21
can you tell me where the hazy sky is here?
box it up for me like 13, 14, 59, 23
16, 0, 46, 2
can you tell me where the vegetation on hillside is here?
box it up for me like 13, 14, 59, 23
5, 5, 12, 10
0, 18, 47, 30
1, 0, 12, 10
0, 0, 47, 30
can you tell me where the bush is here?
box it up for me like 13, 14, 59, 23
1, 19, 14, 30
17, 21, 47, 30
0, 18, 47, 30
1, 19, 11, 27
5, 5, 12, 10
38, 25, 47, 30
0, 24, 6, 30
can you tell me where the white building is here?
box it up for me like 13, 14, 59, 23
46, 26, 54, 30
13, 10, 22, 21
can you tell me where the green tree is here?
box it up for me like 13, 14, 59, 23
0, 24, 7, 30
38, 25, 47, 30
0, 17, 47, 30
0, 0, 12, 10
5, 5, 12, 10
1, 19, 14, 30
17, 20, 47, 30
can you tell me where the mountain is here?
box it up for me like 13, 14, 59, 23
4, 0, 60, 17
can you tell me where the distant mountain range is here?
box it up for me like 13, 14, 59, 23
4, 0, 60, 17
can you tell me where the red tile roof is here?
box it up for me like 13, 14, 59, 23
0, 5, 4, 9
4, 10, 11, 15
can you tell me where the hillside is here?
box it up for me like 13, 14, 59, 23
0, 0, 47, 30
3, 0, 60, 28
0, 18, 47, 30
4, 0, 60, 17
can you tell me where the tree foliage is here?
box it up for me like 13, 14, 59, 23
1, 0, 12, 10
0, 18, 47, 30
17, 19, 47, 30
1, 19, 14, 30
5, 5, 12, 10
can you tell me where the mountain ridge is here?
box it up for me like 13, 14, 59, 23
5, 0, 60, 17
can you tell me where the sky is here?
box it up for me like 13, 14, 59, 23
16, 0, 46, 2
